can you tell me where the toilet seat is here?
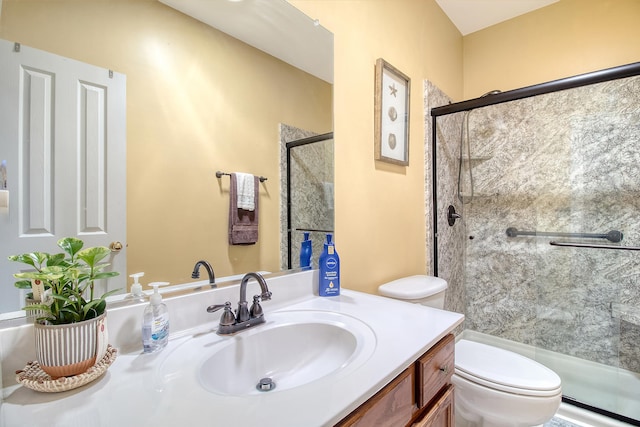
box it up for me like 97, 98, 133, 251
455, 340, 561, 398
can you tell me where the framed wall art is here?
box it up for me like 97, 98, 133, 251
374, 58, 410, 166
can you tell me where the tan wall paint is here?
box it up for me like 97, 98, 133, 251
290, 0, 463, 294
8, 0, 633, 298
0, 0, 332, 288
463, 0, 640, 98
294, 0, 640, 295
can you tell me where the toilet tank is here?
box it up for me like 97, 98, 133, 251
378, 275, 448, 309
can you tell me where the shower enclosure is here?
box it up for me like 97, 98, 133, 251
430, 63, 640, 424
280, 132, 334, 270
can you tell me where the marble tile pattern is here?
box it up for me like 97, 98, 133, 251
431, 76, 640, 372
279, 124, 334, 270
424, 80, 467, 326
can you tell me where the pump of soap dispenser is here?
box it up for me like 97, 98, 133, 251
149, 282, 169, 305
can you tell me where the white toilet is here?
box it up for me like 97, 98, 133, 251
378, 275, 562, 427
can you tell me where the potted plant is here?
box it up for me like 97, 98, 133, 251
8, 237, 120, 378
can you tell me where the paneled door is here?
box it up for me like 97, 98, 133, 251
0, 39, 126, 313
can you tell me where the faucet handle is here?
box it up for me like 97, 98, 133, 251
219, 302, 236, 326
207, 303, 226, 313
207, 301, 236, 326
250, 295, 263, 318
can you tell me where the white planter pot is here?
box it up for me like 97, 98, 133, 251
34, 313, 108, 378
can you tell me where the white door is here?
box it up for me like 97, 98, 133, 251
0, 39, 126, 314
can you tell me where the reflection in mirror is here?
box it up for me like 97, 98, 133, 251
282, 131, 334, 269
0, 0, 333, 317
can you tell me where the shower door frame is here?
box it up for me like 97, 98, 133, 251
429, 61, 640, 425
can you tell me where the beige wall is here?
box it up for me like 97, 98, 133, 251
5, 0, 637, 297
463, 0, 640, 98
293, 0, 640, 296
0, 0, 332, 287
290, 0, 464, 294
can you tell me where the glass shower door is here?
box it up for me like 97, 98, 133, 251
529, 95, 640, 423
286, 134, 334, 269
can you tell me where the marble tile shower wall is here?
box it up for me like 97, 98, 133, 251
440, 76, 640, 372
425, 81, 466, 321
279, 124, 334, 270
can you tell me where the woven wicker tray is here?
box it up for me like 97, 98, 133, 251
15, 345, 117, 393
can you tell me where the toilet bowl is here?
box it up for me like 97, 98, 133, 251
378, 275, 562, 427
453, 339, 561, 427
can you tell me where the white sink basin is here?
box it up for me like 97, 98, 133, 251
157, 310, 377, 396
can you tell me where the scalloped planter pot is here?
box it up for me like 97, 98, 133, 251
34, 313, 108, 378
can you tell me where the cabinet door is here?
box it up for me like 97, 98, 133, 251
336, 365, 416, 427
411, 384, 454, 427
416, 334, 454, 408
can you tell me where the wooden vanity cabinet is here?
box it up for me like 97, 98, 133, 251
335, 334, 455, 427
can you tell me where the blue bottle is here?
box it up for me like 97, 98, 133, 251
300, 232, 312, 268
319, 234, 340, 296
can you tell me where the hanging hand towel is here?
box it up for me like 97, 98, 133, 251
235, 172, 255, 211
229, 173, 259, 245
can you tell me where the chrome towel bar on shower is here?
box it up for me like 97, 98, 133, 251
506, 227, 623, 243
549, 241, 640, 251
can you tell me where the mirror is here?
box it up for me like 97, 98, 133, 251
0, 0, 333, 317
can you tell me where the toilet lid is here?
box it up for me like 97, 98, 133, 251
455, 340, 561, 397
378, 275, 447, 300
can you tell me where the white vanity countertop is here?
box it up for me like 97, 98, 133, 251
0, 272, 463, 427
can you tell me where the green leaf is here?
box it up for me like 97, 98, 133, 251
76, 246, 111, 267
8, 252, 49, 269
57, 237, 84, 259
94, 299, 107, 314
51, 293, 74, 305
22, 303, 52, 313
93, 271, 119, 280
13, 272, 55, 284
46, 253, 67, 266
100, 288, 122, 299
13, 279, 35, 289
81, 296, 106, 319
57, 308, 82, 323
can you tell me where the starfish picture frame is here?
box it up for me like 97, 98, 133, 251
374, 58, 410, 166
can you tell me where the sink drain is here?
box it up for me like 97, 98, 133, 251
256, 377, 276, 392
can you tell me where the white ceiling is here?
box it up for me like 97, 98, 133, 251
435, 0, 560, 35
159, 0, 333, 83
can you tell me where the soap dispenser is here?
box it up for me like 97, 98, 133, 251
142, 282, 170, 353
318, 233, 340, 297
126, 272, 146, 302
300, 232, 312, 268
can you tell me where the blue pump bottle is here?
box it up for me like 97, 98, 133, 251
318, 234, 340, 296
